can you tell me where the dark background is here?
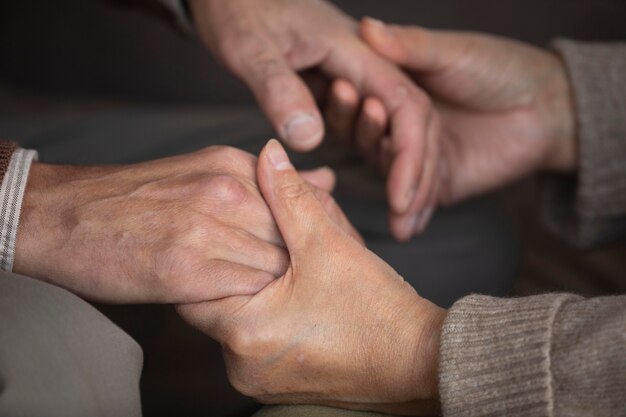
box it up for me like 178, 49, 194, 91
1, 1, 625, 417
2, 0, 626, 105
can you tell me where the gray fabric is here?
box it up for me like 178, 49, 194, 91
0, 271, 143, 417
439, 41, 626, 417
542, 40, 626, 248
440, 294, 626, 417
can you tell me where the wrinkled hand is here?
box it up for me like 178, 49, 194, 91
177, 140, 445, 416
189, 0, 442, 240
14, 146, 338, 304
327, 18, 577, 235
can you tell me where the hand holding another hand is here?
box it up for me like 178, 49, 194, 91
189, 0, 444, 240
326, 19, 578, 235
178, 140, 446, 416
14, 146, 338, 304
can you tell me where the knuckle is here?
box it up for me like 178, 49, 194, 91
278, 182, 313, 202
220, 30, 266, 70
199, 174, 249, 205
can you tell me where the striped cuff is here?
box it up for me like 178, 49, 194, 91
0, 149, 38, 271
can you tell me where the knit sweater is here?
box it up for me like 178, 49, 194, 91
439, 41, 626, 417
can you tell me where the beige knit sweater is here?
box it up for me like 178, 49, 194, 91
439, 40, 626, 417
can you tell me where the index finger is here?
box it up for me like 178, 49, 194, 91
321, 41, 432, 216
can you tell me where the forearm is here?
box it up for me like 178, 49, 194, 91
439, 293, 626, 417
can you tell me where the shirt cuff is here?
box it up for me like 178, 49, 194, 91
0, 149, 38, 272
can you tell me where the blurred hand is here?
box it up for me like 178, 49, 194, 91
14, 146, 339, 304
326, 18, 577, 234
177, 140, 445, 416
188, 0, 443, 240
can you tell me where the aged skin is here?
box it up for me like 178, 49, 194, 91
188, 0, 445, 240
325, 18, 576, 235
178, 140, 446, 416
14, 145, 343, 304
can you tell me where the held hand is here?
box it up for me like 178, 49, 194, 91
189, 0, 443, 239
177, 140, 445, 416
327, 19, 577, 234
13, 146, 339, 304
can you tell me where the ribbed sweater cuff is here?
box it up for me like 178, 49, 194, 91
439, 294, 573, 417
541, 40, 626, 247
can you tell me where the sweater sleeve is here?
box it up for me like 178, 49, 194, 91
541, 40, 626, 247
439, 294, 626, 417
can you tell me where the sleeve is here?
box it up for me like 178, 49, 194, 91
439, 294, 626, 417
0, 141, 38, 272
540, 40, 626, 247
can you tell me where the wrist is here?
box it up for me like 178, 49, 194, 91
415, 302, 446, 402
14, 163, 58, 279
13, 163, 91, 282
397, 299, 446, 416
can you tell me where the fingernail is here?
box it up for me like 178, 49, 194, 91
416, 207, 434, 233
409, 213, 422, 233
266, 139, 292, 171
284, 113, 323, 148
402, 185, 417, 213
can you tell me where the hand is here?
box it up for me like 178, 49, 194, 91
177, 140, 446, 416
327, 19, 578, 234
14, 146, 339, 304
188, 0, 443, 240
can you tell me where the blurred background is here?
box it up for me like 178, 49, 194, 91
1, 1, 625, 416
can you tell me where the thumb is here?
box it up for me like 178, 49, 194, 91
360, 17, 461, 73
299, 167, 336, 193
224, 36, 324, 151
257, 139, 335, 253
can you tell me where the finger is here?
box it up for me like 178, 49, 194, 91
355, 96, 388, 165
311, 187, 365, 245
300, 69, 331, 104
176, 294, 253, 341
172, 260, 275, 303
209, 226, 289, 277
325, 79, 360, 144
415, 184, 438, 234
389, 113, 438, 241
378, 136, 393, 176
299, 167, 336, 193
257, 139, 336, 254
360, 17, 462, 73
224, 34, 324, 151
322, 40, 432, 215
